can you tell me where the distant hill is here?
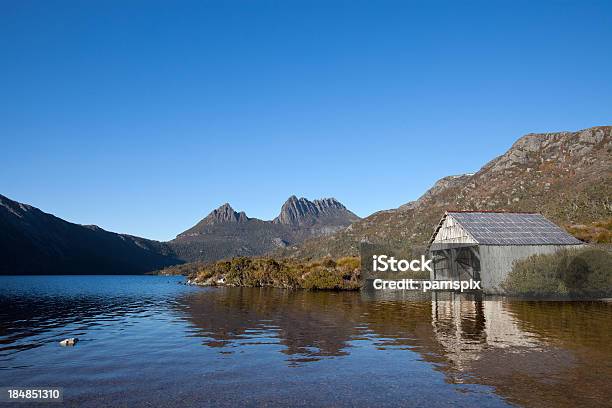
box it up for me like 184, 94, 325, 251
0, 193, 359, 274
278, 126, 612, 259
168, 196, 360, 263
0, 194, 181, 275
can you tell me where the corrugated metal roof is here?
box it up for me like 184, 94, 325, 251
447, 212, 583, 245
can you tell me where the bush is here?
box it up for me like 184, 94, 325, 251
502, 248, 612, 298
336, 257, 360, 271
565, 218, 612, 243
302, 267, 343, 290
189, 256, 361, 291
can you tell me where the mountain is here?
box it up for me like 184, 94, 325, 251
274, 196, 360, 228
3, 125, 608, 273
0, 193, 359, 274
0, 194, 181, 275
179, 203, 250, 234
279, 126, 612, 259
169, 197, 359, 263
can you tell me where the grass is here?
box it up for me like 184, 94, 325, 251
502, 247, 612, 298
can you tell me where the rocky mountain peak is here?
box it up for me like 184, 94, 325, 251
172, 196, 360, 261
273, 196, 356, 226
201, 203, 249, 225
489, 126, 611, 173
312, 197, 347, 210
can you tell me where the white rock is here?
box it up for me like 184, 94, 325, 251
59, 338, 78, 347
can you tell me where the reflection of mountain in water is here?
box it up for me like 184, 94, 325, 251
178, 288, 612, 408
4, 277, 610, 407
176, 288, 361, 364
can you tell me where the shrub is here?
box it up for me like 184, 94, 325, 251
187, 256, 361, 290
565, 218, 612, 243
336, 256, 360, 271
502, 248, 612, 298
302, 267, 343, 290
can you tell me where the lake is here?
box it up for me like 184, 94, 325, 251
0, 276, 610, 407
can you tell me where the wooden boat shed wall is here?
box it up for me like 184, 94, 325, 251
427, 211, 583, 294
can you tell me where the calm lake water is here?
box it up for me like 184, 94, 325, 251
0, 276, 610, 407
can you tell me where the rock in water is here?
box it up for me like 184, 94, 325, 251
59, 338, 78, 347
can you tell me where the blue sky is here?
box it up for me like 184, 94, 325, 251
1, 1, 611, 241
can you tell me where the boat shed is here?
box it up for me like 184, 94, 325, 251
427, 211, 583, 294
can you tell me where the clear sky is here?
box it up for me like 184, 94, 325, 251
1, 1, 611, 241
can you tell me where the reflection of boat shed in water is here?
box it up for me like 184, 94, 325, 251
427, 211, 583, 294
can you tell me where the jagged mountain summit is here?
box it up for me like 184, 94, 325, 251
203, 203, 249, 225
0, 193, 360, 273
0, 194, 181, 275
178, 203, 250, 239
169, 196, 360, 262
273, 196, 359, 227
280, 126, 612, 259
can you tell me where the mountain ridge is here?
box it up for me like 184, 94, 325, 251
0, 194, 181, 275
277, 126, 612, 260
273, 196, 358, 227
169, 195, 360, 262
1, 125, 609, 273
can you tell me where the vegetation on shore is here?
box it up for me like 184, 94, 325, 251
157, 261, 206, 276
502, 248, 612, 298
171, 256, 362, 290
565, 218, 612, 244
